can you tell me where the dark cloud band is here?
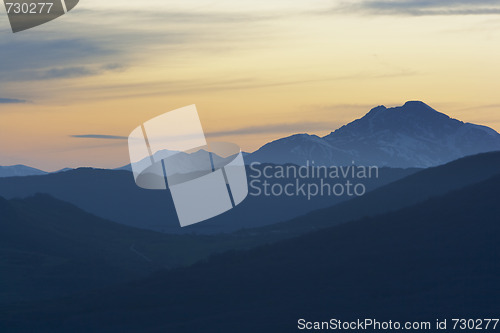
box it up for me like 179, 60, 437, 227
0, 98, 27, 104
337, 0, 500, 16
71, 134, 128, 140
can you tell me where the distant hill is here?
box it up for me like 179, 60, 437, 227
0, 165, 47, 177
248, 101, 500, 168
0, 193, 168, 303
0, 166, 416, 234
256, 151, 500, 236
4, 167, 500, 332
2, 152, 500, 238
0, 194, 278, 304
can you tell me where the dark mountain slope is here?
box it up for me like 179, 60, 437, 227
0, 194, 276, 304
0, 166, 416, 234
0, 151, 497, 305
3, 167, 500, 333
257, 151, 500, 235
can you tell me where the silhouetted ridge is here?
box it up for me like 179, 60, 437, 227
257, 151, 500, 235
4, 172, 500, 332
248, 101, 500, 167
0, 164, 415, 234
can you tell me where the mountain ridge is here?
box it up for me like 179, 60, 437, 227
0, 165, 48, 178
4, 171, 500, 332
248, 101, 500, 168
0, 165, 417, 234
252, 150, 500, 236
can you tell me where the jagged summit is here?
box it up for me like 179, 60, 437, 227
366, 101, 445, 118
364, 105, 387, 118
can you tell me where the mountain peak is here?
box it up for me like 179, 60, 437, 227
358, 101, 444, 125
363, 101, 438, 120
365, 105, 387, 117
359, 101, 447, 123
401, 100, 439, 113
403, 100, 428, 107
250, 101, 500, 168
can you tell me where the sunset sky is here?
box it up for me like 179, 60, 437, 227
1, 0, 500, 171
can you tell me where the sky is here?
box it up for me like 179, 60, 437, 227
1, 0, 500, 171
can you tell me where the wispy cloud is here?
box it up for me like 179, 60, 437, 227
35, 64, 125, 80
71, 134, 128, 140
60, 68, 417, 104
0, 6, 278, 82
304, 103, 374, 111
459, 103, 500, 111
68, 124, 336, 148
71, 123, 336, 142
0, 98, 27, 104
0, 37, 120, 81
206, 122, 337, 138
336, 0, 500, 16
0, 4, 288, 104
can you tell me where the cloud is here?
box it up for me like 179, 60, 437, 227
336, 0, 500, 16
65, 68, 417, 103
0, 35, 130, 82
40, 67, 97, 80
0, 5, 287, 103
71, 134, 128, 140
35, 64, 125, 80
0, 6, 279, 82
460, 104, 500, 111
69, 123, 336, 146
0, 98, 27, 104
206, 122, 337, 138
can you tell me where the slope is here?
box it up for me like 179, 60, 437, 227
256, 150, 500, 235
0, 194, 274, 304
0, 166, 416, 234
4, 164, 500, 333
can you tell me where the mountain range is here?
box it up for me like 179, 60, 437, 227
0, 166, 416, 234
1, 101, 499, 332
0, 193, 284, 304
0, 165, 47, 178
2, 157, 499, 333
257, 151, 500, 236
6, 100, 499, 176
3, 151, 500, 237
3, 101, 499, 176
0, 165, 75, 178
248, 101, 500, 168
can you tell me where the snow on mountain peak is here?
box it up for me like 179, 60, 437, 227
248, 102, 500, 168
